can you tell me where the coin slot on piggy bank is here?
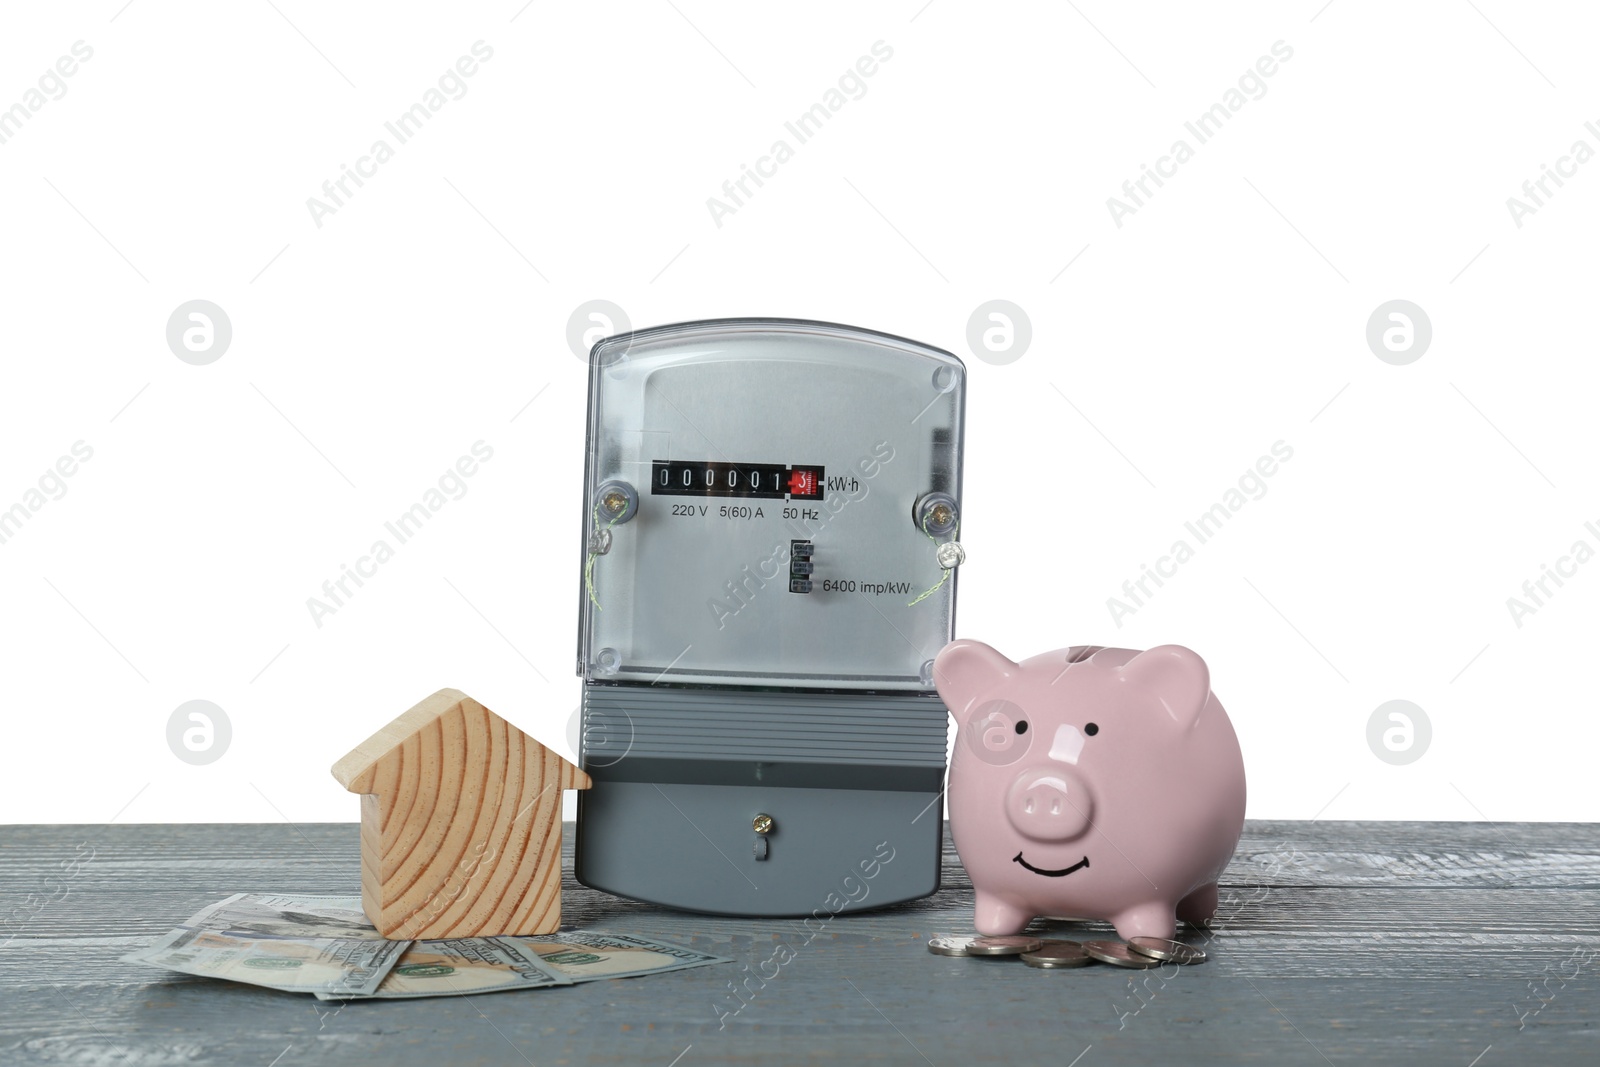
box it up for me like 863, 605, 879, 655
574, 319, 966, 916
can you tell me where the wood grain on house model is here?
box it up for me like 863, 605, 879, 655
331, 688, 590, 939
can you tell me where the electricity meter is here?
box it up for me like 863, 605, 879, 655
575, 319, 965, 915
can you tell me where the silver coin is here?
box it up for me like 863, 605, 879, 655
1084, 940, 1162, 969
1128, 936, 1207, 965
967, 935, 1045, 956
928, 936, 977, 957
1021, 941, 1091, 969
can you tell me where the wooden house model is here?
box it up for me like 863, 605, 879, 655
331, 687, 590, 939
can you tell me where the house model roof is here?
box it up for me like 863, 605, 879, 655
332, 687, 586, 794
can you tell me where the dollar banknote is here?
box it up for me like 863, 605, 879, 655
127, 893, 727, 999
314, 936, 574, 1000
317, 931, 729, 999
122, 893, 409, 996
513, 931, 731, 982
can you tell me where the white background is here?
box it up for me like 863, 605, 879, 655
2, 1, 1595, 825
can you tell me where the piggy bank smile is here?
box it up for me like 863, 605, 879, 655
1013, 852, 1090, 878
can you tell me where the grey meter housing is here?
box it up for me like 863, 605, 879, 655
575, 319, 965, 916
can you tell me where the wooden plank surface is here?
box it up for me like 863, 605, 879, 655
1, 821, 1596, 1065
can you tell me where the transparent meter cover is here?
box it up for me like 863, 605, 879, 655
577, 319, 965, 691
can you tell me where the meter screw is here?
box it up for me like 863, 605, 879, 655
752, 813, 774, 861
913, 492, 959, 537
594, 480, 639, 525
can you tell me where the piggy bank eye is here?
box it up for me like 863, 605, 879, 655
1085, 722, 1099, 736
965, 699, 1032, 766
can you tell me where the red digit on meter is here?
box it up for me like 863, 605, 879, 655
787, 467, 820, 497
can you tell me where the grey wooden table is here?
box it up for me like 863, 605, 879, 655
1, 821, 1596, 1065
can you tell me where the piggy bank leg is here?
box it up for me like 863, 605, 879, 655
974, 892, 1032, 936
1109, 901, 1176, 941
1176, 882, 1219, 927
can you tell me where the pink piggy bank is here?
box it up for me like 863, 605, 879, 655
933, 641, 1246, 940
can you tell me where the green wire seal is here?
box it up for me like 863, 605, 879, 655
908, 511, 960, 607
584, 505, 622, 610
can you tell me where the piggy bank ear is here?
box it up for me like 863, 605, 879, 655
932, 640, 1017, 722
1119, 645, 1210, 729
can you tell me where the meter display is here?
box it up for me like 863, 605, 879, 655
649, 460, 825, 500
574, 319, 964, 916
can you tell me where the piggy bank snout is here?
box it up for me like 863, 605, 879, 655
1005, 767, 1093, 842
